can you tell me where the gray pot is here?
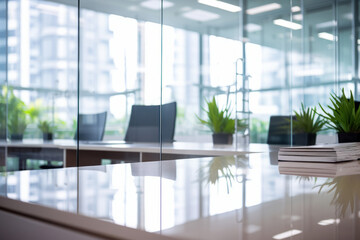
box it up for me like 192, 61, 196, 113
212, 133, 233, 145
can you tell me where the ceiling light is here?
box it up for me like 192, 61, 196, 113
318, 219, 340, 226
291, 6, 301, 12
318, 32, 337, 41
293, 14, 302, 21
273, 19, 302, 30
141, 0, 174, 10
182, 9, 220, 22
36, 3, 59, 13
273, 229, 302, 239
179, 6, 192, 12
245, 23, 262, 32
198, 0, 241, 13
247, 3, 281, 15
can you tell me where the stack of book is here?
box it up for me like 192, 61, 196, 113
278, 160, 360, 177
278, 142, 360, 163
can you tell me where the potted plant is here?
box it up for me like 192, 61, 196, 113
7, 89, 28, 141
38, 120, 56, 141
318, 89, 360, 143
197, 97, 247, 144
292, 103, 326, 145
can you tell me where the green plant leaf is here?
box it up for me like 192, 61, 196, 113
197, 96, 247, 134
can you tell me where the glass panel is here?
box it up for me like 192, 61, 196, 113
4, 0, 78, 171
245, 0, 293, 145
162, 0, 244, 147
0, 0, 6, 172
77, 0, 162, 229
244, 0, 358, 145
77, 0, 162, 168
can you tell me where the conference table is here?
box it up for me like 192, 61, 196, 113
0, 153, 358, 239
0, 140, 274, 170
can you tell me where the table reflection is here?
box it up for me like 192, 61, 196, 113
0, 154, 359, 239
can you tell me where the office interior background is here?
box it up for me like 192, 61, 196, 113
0, 0, 359, 168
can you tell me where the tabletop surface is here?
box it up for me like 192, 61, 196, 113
0, 152, 359, 240
0, 140, 274, 155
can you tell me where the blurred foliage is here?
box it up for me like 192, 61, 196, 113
201, 155, 248, 193
250, 118, 268, 143
7, 88, 28, 135
314, 174, 360, 218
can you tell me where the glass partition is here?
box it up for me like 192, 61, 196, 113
0, 0, 358, 164
77, 0, 162, 166
1, 0, 78, 171
1, 0, 360, 239
162, 1, 244, 145
0, 0, 6, 172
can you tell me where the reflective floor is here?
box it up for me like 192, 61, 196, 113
0, 153, 359, 239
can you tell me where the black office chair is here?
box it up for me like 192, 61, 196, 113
267, 115, 294, 145
75, 112, 107, 141
125, 102, 176, 143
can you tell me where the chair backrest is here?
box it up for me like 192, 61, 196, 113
125, 102, 176, 143
267, 115, 294, 145
75, 112, 107, 141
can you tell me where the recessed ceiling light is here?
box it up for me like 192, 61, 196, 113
128, 5, 139, 11
318, 219, 340, 226
246, 3, 281, 15
182, 9, 220, 22
318, 32, 337, 41
141, 0, 174, 10
198, 0, 241, 13
36, 3, 59, 13
273, 19, 302, 30
272, 229, 302, 239
291, 6, 301, 12
293, 14, 302, 21
179, 6, 192, 12
245, 23, 262, 32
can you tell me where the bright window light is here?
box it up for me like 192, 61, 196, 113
246, 3, 281, 15
291, 6, 301, 12
273, 19, 302, 30
273, 230, 302, 239
182, 9, 220, 22
141, 0, 174, 10
318, 32, 337, 41
318, 219, 340, 226
198, 0, 241, 13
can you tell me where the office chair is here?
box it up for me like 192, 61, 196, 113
267, 115, 294, 145
125, 102, 176, 143
75, 112, 107, 141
